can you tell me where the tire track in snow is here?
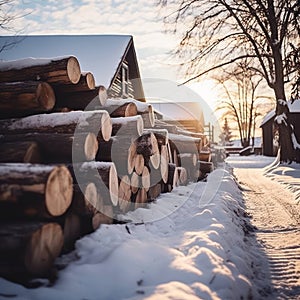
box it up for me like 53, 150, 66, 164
234, 168, 300, 300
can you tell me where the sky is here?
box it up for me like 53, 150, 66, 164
1, 0, 220, 109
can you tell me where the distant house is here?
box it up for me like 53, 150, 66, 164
150, 101, 205, 133
0, 35, 145, 101
260, 99, 300, 157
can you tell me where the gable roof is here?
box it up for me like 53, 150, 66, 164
0, 35, 143, 96
260, 99, 300, 127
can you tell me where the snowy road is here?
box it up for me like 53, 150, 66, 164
228, 157, 300, 299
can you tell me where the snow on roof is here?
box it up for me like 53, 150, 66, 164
260, 99, 300, 127
150, 101, 204, 122
0, 35, 131, 88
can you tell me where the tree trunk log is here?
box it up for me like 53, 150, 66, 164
0, 110, 112, 142
0, 81, 55, 116
141, 166, 151, 192
55, 86, 106, 110
143, 128, 169, 149
147, 183, 161, 201
101, 102, 137, 118
118, 175, 132, 213
199, 150, 211, 162
111, 115, 144, 136
54, 72, 95, 93
168, 133, 201, 155
0, 222, 63, 278
134, 154, 144, 175
70, 183, 99, 216
0, 141, 41, 163
0, 56, 81, 85
130, 171, 140, 194
134, 188, 147, 209
92, 205, 114, 229
0, 163, 73, 218
1, 132, 98, 163
69, 162, 119, 206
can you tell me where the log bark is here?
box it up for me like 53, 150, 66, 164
0, 81, 55, 115
101, 102, 137, 118
0, 141, 41, 163
118, 175, 132, 213
143, 128, 169, 149
147, 183, 161, 201
168, 133, 201, 155
54, 72, 95, 93
111, 115, 144, 136
69, 162, 119, 206
55, 86, 105, 110
0, 110, 112, 142
0, 222, 63, 278
70, 183, 99, 216
106, 98, 154, 127
0, 56, 81, 85
1, 132, 98, 163
0, 163, 73, 218
92, 205, 114, 229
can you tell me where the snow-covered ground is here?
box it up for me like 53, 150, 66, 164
1, 155, 299, 300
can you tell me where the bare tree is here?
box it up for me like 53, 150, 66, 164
159, 0, 300, 162
215, 62, 268, 147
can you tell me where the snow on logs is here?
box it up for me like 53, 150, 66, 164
0, 56, 81, 85
0, 163, 73, 219
0, 81, 56, 116
0, 110, 112, 142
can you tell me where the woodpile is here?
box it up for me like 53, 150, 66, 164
0, 54, 212, 283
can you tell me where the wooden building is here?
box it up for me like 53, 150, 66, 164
0, 35, 145, 101
260, 99, 300, 157
150, 101, 205, 133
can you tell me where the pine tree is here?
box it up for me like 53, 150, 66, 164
220, 118, 233, 146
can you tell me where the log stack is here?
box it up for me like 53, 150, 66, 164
0, 54, 212, 283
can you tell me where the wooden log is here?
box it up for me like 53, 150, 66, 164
55, 86, 106, 110
147, 183, 161, 201
143, 128, 169, 149
69, 162, 119, 206
199, 150, 212, 162
107, 98, 154, 127
134, 154, 144, 175
0, 141, 41, 163
154, 120, 179, 134
0, 164, 73, 218
141, 166, 151, 192
0, 222, 63, 278
160, 145, 169, 184
167, 163, 179, 188
177, 166, 188, 185
97, 136, 136, 176
135, 132, 159, 156
70, 183, 99, 216
0, 81, 55, 115
178, 153, 197, 167
168, 133, 201, 155
0, 56, 81, 84
92, 205, 114, 229
111, 115, 144, 136
118, 175, 132, 213
134, 188, 147, 209
199, 160, 214, 175
54, 72, 95, 93
130, 171, 140, 194
0, 110, 112, 142
101, 102, 137, 118
1, 132, 98, 163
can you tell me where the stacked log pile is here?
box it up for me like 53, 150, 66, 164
0, 55, 212, 283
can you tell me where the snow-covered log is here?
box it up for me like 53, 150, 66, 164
0, 164, 73, 218
0, 56, 81, 85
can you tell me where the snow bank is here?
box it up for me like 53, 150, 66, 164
0, 167, 259, 299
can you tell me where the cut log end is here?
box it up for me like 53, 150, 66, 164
67, 56, 81, 84
85, 72, 95, 90
84, 133, 98, 161
24, 222, 64, 275
109, 164, 119, 206
36, 82, 56, 110
45, 166, 73, 216
98, 86, 108, 106
101, 111, 112, 142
